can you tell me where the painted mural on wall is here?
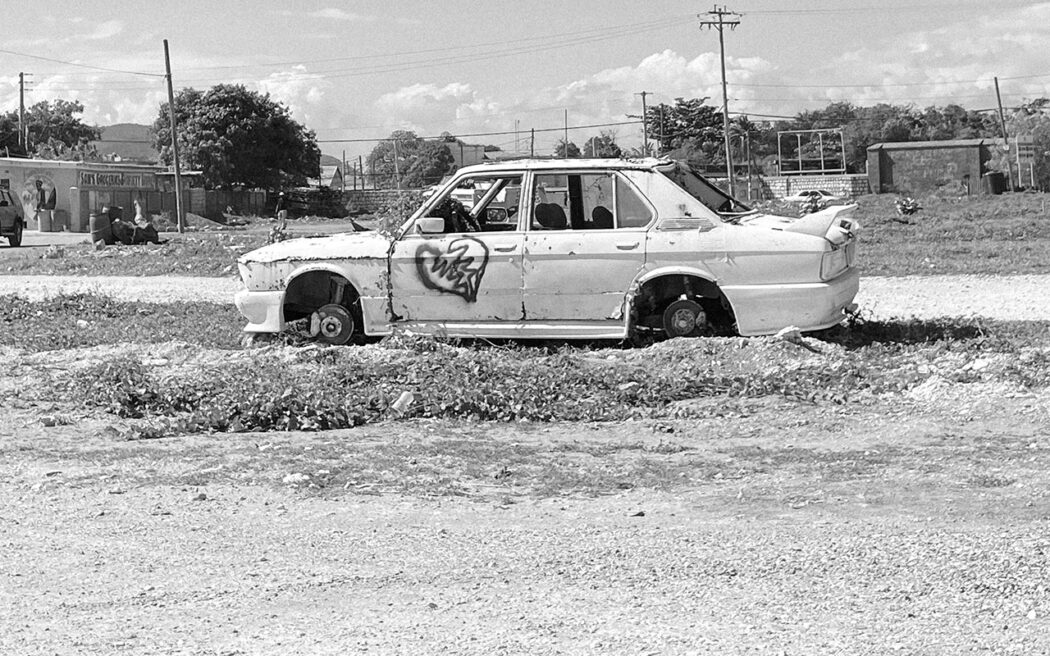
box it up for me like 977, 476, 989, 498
415, 236, 489, 302
19, 171, 56, 224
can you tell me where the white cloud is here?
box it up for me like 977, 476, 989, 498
86, 20, 124, 41
309, 8, 376, 21
257, 66, 333, 123
375, 82, 502, 135
815, 4, 1050, 108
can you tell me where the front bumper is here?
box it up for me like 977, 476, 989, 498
721, 268, 860, 336
234, 288, 285, 333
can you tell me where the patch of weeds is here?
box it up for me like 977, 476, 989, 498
3, 233, 266, 277
967, 473, 1017, 489
2, 294, 244, 351
50, 320, 1050, 439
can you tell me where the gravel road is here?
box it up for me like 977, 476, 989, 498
2, 273, 1049, 320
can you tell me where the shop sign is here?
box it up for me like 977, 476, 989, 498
78, 170, 157, 190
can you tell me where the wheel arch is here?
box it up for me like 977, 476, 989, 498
283, 264, 365, 328
628, 266, 737, 334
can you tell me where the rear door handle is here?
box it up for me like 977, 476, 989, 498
615, 241, 639, 250
493, 243, 517, 252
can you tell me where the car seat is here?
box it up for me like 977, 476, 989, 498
534, 203, 567, 229
590, 206, 614, 229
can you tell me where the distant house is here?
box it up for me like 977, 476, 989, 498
307, 165, 344, 189
92, 124, 159, 164
867, 139, 1006, 196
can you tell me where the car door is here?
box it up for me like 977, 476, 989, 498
521, 170, 655, 322
389, 173, 525, 323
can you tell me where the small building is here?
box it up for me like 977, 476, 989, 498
0, 157, 165, 232
867, 139, 1004, 196
309, 165, 344, 190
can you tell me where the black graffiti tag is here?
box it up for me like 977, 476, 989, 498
415, 236, 489, 302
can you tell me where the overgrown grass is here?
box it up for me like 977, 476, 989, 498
1, 233, 267, 277
4, 194, 1050, 278
852, 193, 1050, 276
52, 320, 1050, 439
1, 294, 244, 351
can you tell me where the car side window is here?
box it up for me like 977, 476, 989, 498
423, 174, 522, 234
531, 172, 652, 231
616, 175, 654, 228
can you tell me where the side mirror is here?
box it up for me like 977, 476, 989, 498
485, 207, 508, 223
0, 200, 7, 207
416, 216, 445, 234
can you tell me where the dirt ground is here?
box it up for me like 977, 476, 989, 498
1, 276, 1049, 655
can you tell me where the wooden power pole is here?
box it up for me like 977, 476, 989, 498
994, 76, 1015, 192
163, 40, 185, 233
699, 5, 741, 197
19, 73, 25, 151
637, 91, 650, 156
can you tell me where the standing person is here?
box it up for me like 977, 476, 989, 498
34, 179, 52, 231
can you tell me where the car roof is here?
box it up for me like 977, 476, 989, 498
458, 157, 673, 175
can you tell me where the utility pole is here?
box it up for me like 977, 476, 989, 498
636, 91, 650, 156
163, 40, 185, 234
564, 110, 569, 158
18, 73, 26, 151
994, 76, 1015, 191
699, 4, 741, 197
530, 129, 535, 158
659, 105, 665, 156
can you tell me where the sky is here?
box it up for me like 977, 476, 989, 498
2, 0, 1049, 163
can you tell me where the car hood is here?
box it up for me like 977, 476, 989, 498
739, 204, 859, 245
239, 230, 392, 265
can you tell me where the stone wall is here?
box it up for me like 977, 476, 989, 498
344, 189, 419, 214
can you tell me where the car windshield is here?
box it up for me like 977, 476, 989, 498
655, 160, 752, 220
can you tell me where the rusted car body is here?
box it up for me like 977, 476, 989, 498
235, 158, 860, 344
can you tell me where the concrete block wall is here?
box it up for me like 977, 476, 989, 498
762, 174, 870, 199
344, 189, 415, 214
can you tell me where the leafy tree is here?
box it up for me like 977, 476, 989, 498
152, 84, 320, 189
1003, 98, 1050, 189
0, 99, 100, 159
583, 130, 622, 158
644, 97, 723, 159
554, 139, 581, 158
0, 114, 23, 156
367, 131, 454, 188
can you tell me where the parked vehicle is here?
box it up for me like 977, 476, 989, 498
236, 158, 860, 344
781, 189, 849, 204
0, 190, 24, 247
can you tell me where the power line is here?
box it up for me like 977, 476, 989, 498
0, 48, 163, 77
316, 119, 643, 144
179, 14, 695, 72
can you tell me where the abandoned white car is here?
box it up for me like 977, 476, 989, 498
235, 158, 860, 345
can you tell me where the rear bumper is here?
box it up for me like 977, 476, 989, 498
722, 268, 860, 336
233, 288, 285, 333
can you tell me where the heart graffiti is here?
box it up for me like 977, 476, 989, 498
415, 236, 489, 302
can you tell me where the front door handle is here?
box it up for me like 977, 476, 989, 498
615, 241, 639, 250
493, 243, 517, 252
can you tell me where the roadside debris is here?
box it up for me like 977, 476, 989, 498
774, 325, 822, 353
